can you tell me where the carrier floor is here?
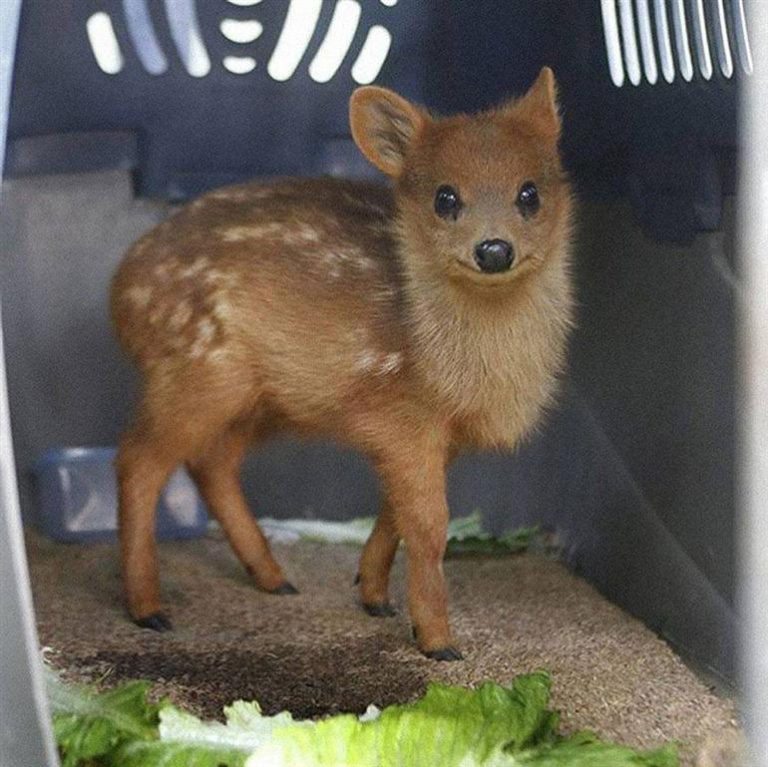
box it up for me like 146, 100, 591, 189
26, 530, 739, 765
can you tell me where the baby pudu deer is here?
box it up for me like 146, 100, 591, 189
110, 67, 574, 660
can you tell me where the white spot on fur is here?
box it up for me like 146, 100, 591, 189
199, 318, 216, 341
210, 293, 234, 322
202, 269, 224, 284
207, 348, 230, 364
354, 256, 376, 272
321, 250, 342, 264
319, 246, 376, 277
153, 262, 174, 280
188, 318, 217, 358
321, 246, 365, 264
318, 251, 350, 280
124, 286, 152, 308
378, 352, 402, 375
169, 302, 193, 330
177, 257, 209, 279
279, 222, 323, 247
221, 220, 329, 249
220, 223, 284, 242
355, 350, 378, 373
203, 270, 239, 290
188, 342, 206, 359
355, 350, 402, 377
295, 222, 320, 243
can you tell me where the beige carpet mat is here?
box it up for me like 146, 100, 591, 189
26, 530, 741, 766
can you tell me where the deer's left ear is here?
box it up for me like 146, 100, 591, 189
508, 67, 561, 142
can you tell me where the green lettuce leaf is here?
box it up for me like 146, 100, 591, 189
513, 730, 679, 766
251, 671, 557, 766
257, 510, 533, 553
113, 701, 305, 767
113, 738, 246, 767
445, 525, 540, 556
47, 666, 678, 767
46, 669, 160, 767
244, 672, 677, 767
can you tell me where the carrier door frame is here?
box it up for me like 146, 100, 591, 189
0, 0, 59, 763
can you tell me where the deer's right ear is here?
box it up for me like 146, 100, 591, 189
349, 87, 429, 178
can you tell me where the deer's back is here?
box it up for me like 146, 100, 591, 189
110, 178, 411, 421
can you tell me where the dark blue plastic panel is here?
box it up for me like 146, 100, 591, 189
6, 0, 744, 241
7, 0, 433, 198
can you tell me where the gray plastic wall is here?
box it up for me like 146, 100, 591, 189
0, 169, 736, 681
738, 1, 768, 757
0, 1, 59, 764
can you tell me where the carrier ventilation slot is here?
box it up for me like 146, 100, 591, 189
601, 0, 752, 86
163, 0, 210, 77
85, 12, 124, 75
86, 0, 396, 83
122, 0, 168, 75
308, 0, 363, 83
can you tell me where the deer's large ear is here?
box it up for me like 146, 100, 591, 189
511, 67, 561, 141
349, 87, 429, 177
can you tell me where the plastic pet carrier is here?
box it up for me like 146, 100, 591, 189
1, 1, 766, 764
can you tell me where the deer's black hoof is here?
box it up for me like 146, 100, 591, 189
423, 646, 464, 662
363, 602, 397, 618
271, 581, 299, 595
134, 612, 173, 632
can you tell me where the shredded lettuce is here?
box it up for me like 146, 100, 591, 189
259, 511, 539, 556
113, 702, 307, 767
47, 669, 161, 767
445, 524, 541, 556
243, 672, 676, 767
47, 667, 677, 767
259, 516, 378, 545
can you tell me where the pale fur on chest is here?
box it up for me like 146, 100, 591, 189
405, 255, 574, 450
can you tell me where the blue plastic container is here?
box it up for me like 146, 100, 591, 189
31, 447, 208, 542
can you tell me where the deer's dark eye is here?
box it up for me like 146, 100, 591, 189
516, 181, 540, 217
434, 185, 463, 220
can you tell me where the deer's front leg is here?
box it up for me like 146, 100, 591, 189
377, 429, 461, 661
358, 498, 399, 616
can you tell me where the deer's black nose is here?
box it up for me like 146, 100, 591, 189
474, 239, 514, 273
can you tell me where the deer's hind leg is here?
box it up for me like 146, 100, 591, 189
117, 423, 184, 631
117, 369, 273, 629
187, 422, 293, 594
